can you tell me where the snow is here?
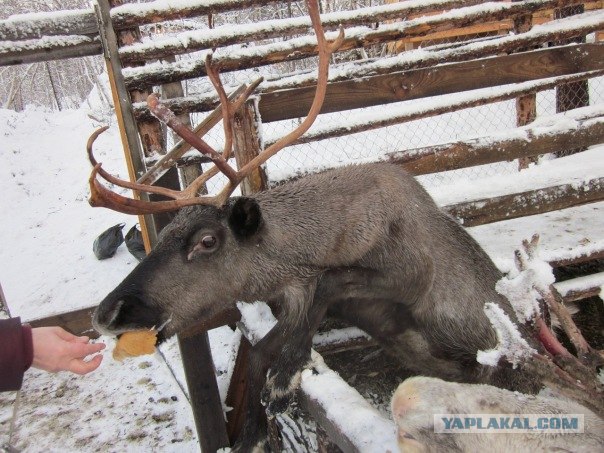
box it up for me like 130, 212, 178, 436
477, 302, 537, 368
300, 352, 398, 453
554, 271, 604, 298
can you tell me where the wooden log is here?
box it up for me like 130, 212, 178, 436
299, 352, 399, 453
130, 35, 604, 121
232, 99, 269, 194
549, 248, 604, 268
177, 332, 230, 452
388, 108, 604, 175
118, 0, 487, 64
555, 4, 591, 158
258, 43, 604, 123
123, 2, 604, 91
444, 177, 604, 227
272, 69, 604, 148
0, 9, 97, 41
553, 270, 604, 302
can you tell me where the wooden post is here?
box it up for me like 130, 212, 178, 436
224, 98, 268, 444
232, 99, 269, 194
94, 0, 158, 249
178, 333, 230, 452
554, 4, 590, 157
513, 3, 537, 170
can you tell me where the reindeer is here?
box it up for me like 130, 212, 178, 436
89, 1, 540, 450
392, 376, 604, 453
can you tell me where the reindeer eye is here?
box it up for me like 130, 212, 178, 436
201, 235, 217, 248
187, 232, 220, 261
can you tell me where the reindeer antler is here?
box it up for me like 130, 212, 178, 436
87, 0, 344, 214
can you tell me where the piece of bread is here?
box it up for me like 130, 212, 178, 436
113, 330, 157, 361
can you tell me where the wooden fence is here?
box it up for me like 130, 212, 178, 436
2, 0, 604, 451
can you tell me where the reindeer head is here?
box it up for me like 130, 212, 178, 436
90, 0, 344, 338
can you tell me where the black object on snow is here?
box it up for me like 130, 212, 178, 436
93, 223, 125, 260
125, 224, 147, 261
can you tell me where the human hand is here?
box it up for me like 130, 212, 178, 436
31, 327, 106, 375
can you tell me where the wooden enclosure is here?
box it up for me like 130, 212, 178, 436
2, 0, 603, 451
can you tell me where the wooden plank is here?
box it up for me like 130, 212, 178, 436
133, 39, 604, 121
258, 43, 604, 123
444, 177, 604, 227
276, 70, 604, 148
94, 0, 158, 250
177, 333, 230, 452
388, 109, 604, 175
123, 0, 604, 90
224, 337, 252, 444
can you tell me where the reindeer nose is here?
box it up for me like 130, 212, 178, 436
92, 299, 125, 333
93, 293, 163, 335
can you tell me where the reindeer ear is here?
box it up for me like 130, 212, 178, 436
227, 197, 263, 238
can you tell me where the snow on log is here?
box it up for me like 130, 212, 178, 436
122, 5, 604, 90
445, 177, 604, 227
554, 271, 604, 302
390, 104, 604, 175
300, 351, 398, 453
118, 0, 484, 63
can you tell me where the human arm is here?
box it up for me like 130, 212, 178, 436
30, 326, 105, 374
0, 317, 33, 391
1, 319, 106, 392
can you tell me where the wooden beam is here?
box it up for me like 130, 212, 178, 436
123, 1, 604, 90
132, 40, 604, 121
118, 0, 487, 64
258, 43, 604, 123
389, 109, 604, 175
444, 177, 604, 227
94, 0, 158, 251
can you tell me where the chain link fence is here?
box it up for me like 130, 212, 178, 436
186, 60, 602, 194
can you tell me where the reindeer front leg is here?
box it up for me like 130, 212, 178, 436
234, 280, 320, 451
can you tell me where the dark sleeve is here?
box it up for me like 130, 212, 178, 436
0, 317, 34, 392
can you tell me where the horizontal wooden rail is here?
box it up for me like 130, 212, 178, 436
445, 177, 604, 227
131, 37, 604, 120
391, 106, 604, 175
259, 43, 604, 123
119, 0, 486, 64
265, 69, 604, 149
555, 272, 604, 302
122, 3, 604, 90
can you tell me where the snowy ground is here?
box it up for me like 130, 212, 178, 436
0, 99, 602, 451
